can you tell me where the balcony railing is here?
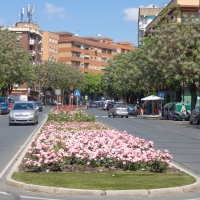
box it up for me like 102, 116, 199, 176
29, 39, 35, 45
29, 50, 36, 56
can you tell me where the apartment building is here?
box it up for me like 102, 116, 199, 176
143, 0, 199, 104
5, 22, 42, 98
41, 31, 59, 62
56, 32, 135, 74
138, 6, 162, 46
145, 0, 199, 34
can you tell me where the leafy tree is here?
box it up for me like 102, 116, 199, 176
40, 61, 85, 104
0, 28, 35, 96
143, 20, 200, 109
83, 73, 102, 97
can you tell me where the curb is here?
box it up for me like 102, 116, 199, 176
5, 115, 200, 197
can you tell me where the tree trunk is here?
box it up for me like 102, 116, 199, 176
188, 81, 197, 111
175, 88, 182, 102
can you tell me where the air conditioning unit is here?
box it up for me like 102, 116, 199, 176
14, 84, 18, 87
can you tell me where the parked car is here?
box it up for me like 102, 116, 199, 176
9, 101, 39, 125
89, 102, 98, 108
0, 96, 10, 114
127, 104, 137, 116
108, 103, 129, 118
189, 107, 200, 124
34, 101, 43, 112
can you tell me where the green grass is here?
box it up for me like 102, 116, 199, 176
12, 171, 195, 190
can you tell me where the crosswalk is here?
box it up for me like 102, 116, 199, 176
95, 115, 136, 118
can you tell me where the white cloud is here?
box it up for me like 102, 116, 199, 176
123, 4, 158, 22
0, 19, 4, 25
44, 3, 71, 19
123, 8, 138, 22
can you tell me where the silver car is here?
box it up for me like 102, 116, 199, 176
9, 101, 39, 125
108, 104, 129, 118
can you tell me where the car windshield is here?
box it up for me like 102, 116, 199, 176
0, 98, 6, 103
116, 105, 127, 108
13, 103, 34, 110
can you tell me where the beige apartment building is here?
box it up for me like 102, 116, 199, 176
53, 32, 135, 74
138, 6, 162, 46
41, 31, 59, 62
145, 0, 199, 34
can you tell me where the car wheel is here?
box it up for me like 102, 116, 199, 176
196, 118, 199, 125
189, 118, 193, 124
126, 116, 128, 118
9, 123, 12, 126
108, 112, 111, 117
121, 116, 123, 118
113, 113, 115, 118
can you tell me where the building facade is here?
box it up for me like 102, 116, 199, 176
145, 0, 199, 34
56, 32, 135, 74
5, 22, 42, 98
41, 31, 59, 62
138, 6, 162, 46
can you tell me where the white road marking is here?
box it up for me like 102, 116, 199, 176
20, 196, 62, 200
0, 116, 47, 178
0, 191, 11, 196
173, 130, 181, 133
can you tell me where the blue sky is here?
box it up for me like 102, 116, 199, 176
0, 0, 170, 46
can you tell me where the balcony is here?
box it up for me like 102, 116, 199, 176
29, 39, 36, 45
29, 50, 36, 56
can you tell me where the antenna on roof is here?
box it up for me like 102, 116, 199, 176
19, 7, 24, 22
24, 4, 34, 23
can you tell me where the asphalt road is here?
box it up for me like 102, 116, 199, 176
0, 106, 200, 200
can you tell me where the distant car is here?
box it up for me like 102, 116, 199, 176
189, 107, 200, 124
9, 101, 39, 125
127, 105, 137, 116
108, 104, 129, 118
34, 101, 43, 112
89, 102, 98, 108
0, 97, 9, 114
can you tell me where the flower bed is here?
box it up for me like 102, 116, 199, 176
22, 106, 173, 173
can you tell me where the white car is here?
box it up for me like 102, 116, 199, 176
9, 101, 39, 125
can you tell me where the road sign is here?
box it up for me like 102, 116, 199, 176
74, 90, 81, 97
70, 93, 74, 98
55, 89, 61, 95
158, 91, 165, 98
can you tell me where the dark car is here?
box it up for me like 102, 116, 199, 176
0, 97, 10, 114
89, 102, 98, 108
35, 101, 43, 112
127, 105, 137, 116
189, 107, 200, 124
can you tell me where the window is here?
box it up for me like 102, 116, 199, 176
81, 63, 85, 68
98, 57, 101, 61
102, 49, 106, 53
98, 66, 101, 70
49, 48, 51, 53
49, 37, 52, 43
94, 66, 96, 70
52, 38, 55, 44
102, 57, 107, 62
117, 48, 121, 53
